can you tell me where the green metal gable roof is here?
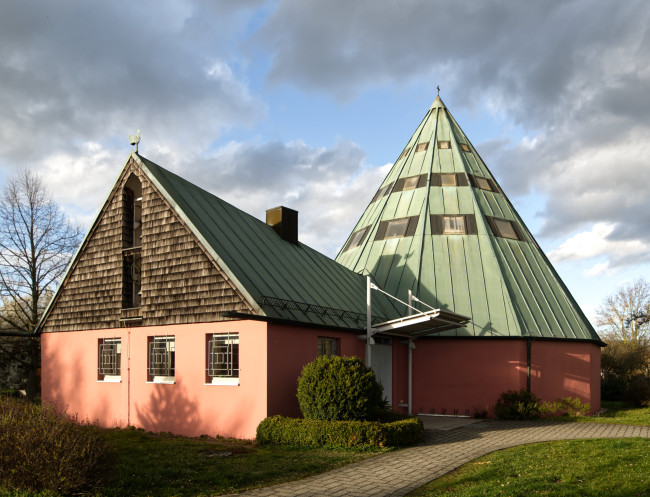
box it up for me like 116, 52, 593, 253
136, 154, 399, 329
336, 97, 601, 343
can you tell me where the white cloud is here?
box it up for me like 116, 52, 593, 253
548, 222, 649, 272
167, 139, 390, 257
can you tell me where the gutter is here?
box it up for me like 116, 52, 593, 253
0, 330, 39, 338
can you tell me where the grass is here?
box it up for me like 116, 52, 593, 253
1, 401, 647, 496
548, 401, 650, 426
1, 426, 382, 497
407, 438, 650, 497
577, 401, 650, 425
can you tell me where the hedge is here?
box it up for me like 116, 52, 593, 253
256, 415, 423, 448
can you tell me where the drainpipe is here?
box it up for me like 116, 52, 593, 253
127, 329, 131, 425
526, 338, 532, 393
408, 290, 413, 416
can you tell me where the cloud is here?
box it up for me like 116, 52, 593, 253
176, 139, 390, 256
253, 1, 650, 271
0, 1, 265, 168
548, 223, 650, 275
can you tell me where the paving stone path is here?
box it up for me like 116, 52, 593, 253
238, 420, 650, 497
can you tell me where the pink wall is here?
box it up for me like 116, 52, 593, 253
406, 339, 527, 416
41, 331, 129, 426
42, 324, 601, 440
42, 321, 269, 439
393, 338, 600, 417
530, 340, 601, 413
266, 324, 364, 417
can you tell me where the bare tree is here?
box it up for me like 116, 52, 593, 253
0, 170, 83, 398
596, 278, 650, 344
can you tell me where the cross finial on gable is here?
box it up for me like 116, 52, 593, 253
129, 129, 141, 153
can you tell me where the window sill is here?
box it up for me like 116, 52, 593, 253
207, 378, 239, 386
147, 378, 175, 384
98, 377, 122, 383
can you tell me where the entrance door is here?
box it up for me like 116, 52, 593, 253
370, 340, 392, 405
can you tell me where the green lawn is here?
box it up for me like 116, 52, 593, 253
408, 402, 650, 497
1, 402, 647, 497
407, 438, 650, 497
1, 427, 382, 497
572, 401, 650, 425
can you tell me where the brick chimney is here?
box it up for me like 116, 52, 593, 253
266, 206, 298, 244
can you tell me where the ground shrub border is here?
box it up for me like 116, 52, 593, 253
256, 415, 423, 448
0, 396, 112, 494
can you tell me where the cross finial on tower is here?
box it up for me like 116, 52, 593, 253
436, 85, 440, 96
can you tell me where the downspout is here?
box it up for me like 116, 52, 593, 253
526, 338, 532, 393
127, 329, 131, 425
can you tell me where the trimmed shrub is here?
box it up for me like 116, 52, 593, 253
495, 389, 541, 420
256, 415, 423, 448
0, 396, 112, 494
297, 355, 384, 421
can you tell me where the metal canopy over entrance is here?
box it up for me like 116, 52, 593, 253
363, 276, 470, 415
373, 309, 470, 337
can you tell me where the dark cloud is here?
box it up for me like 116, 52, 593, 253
0, 1, 265, 166
176, 138, 379, 255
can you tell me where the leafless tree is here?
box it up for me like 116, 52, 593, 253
596, 278, 650, 344
0, 170, 83, 398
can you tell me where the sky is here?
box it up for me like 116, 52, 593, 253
1, 0, 649, 328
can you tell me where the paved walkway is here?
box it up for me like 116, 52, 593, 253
238, 419, 650, 497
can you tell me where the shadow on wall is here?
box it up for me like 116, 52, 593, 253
531, 349, 592, 400
41, 339, 111, 424
135, 380, 207, 436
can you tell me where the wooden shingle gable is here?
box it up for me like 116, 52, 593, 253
39, 154, 254, 333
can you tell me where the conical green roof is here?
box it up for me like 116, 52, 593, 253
336, 96, 601, 342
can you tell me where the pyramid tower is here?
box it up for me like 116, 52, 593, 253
336, 96, 600, 342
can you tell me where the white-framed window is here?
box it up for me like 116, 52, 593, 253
438, 140, 451, 149
415, 142, 429, 152
98, 338, 121, 382
318, 337, 340, 356
206, 333, 239, 385
148, 336, 175, 383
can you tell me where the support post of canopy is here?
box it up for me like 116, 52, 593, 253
366, 276, 372, 368
408, 289, 413, 416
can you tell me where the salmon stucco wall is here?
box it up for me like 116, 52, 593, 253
266, 324, 365, 418
41, 320, 269, 439
396, 338, 600, 417
406, 339, 528, 416
530, 340, 601, 413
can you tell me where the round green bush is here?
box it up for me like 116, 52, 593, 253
297, 355, 384, 421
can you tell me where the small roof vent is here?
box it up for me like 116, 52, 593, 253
266, 206, 298, 244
